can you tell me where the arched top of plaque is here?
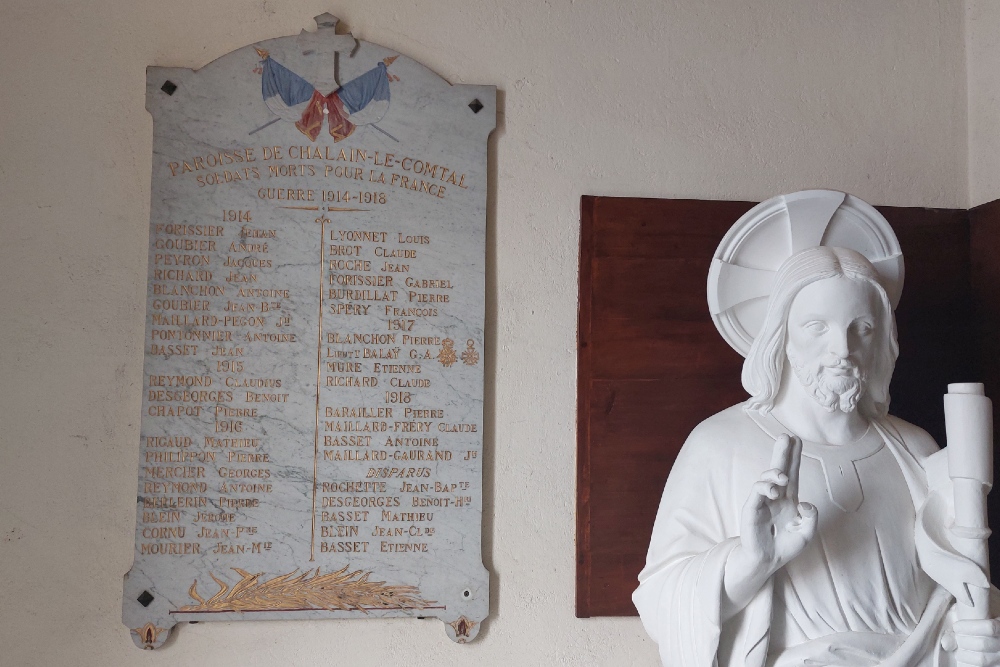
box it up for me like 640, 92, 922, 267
126, 14, 493, 650
146, 13, 495, 149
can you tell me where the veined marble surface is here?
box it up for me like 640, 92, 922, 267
123, 14, 494, 649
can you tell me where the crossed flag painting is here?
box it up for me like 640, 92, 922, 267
253, 46, 400, 142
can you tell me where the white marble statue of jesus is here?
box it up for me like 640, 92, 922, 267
634, 245, 1000, 666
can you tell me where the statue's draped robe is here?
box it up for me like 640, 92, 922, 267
633, 404, 964, 667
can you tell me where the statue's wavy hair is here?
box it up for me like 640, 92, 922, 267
742, 246, 899, 418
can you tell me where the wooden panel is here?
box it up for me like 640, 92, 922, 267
583, 378, 746, 614
970, 198, 1000, 577
591, 197, 755, 259
577, 197, 596, 616
589, 318, 743, 380
577, 197, 754, 618
577, 195, 989, 617
879, 206, 973, 447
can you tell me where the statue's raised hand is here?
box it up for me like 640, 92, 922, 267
741, 434, 818, 570
723, 434, 819, 618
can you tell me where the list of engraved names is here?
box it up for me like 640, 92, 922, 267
138, 146, 482, 565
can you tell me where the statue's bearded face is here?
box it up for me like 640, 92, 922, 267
785, 277, 881, 413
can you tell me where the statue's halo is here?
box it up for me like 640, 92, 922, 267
707, 190, 904, 358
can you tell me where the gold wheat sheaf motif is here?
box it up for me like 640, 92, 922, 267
179, 566, 434, 613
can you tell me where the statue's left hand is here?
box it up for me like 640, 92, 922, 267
950, 618, 1000, 666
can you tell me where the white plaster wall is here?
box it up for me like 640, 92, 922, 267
967, 0, 1000, 207
0, 1, 970, 665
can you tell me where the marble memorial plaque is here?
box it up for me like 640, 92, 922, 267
123, 14, 494, 649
